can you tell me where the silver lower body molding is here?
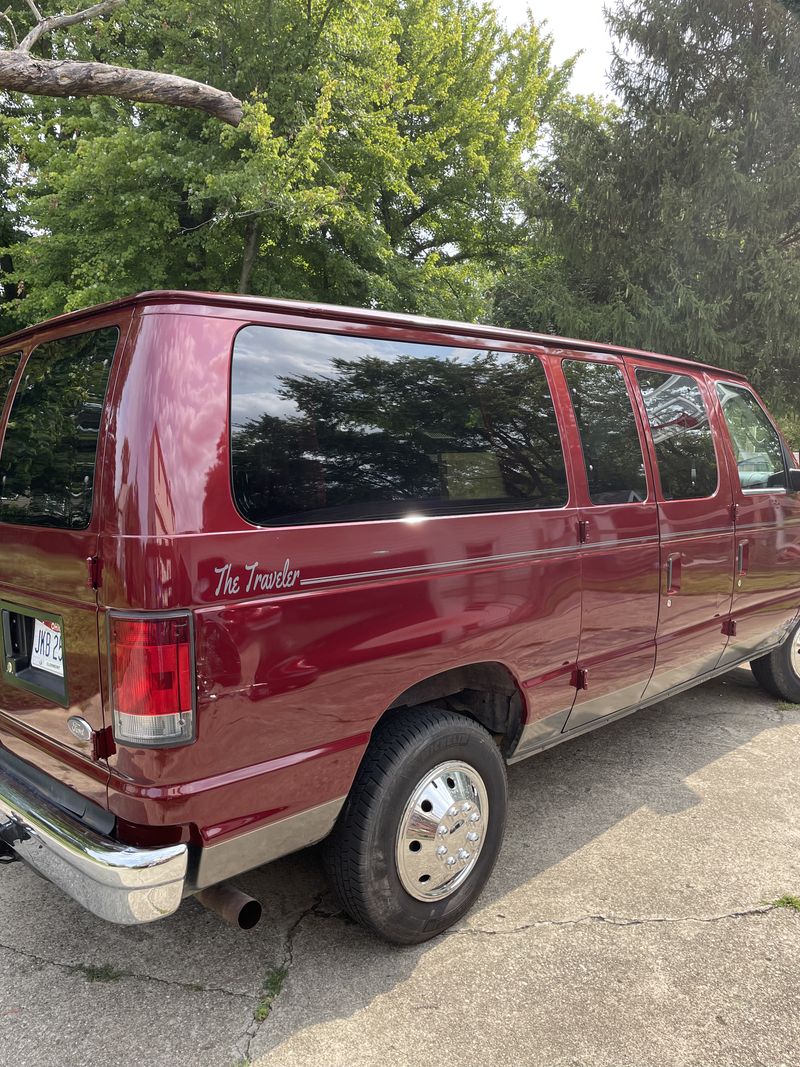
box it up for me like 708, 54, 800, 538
191, 795, 346, 890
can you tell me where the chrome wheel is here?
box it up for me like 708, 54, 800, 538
791, 630, 800, 678
395, 760, 488, 902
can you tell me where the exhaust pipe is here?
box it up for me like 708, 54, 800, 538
196, 884, 263, 930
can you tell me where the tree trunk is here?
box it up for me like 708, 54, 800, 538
0, 50, 243, 126
238, 219, 261, 293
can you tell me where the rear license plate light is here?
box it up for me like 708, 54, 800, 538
108, 612, 196, 748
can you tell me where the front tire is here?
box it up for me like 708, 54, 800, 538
323, 706, 507, 944
751, 619, 800, 703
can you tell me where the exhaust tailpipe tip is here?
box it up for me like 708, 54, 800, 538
196, 884, 263, 930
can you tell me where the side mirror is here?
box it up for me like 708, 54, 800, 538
788, 469, 800, 493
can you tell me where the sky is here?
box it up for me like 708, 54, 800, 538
493, 0, 615, 98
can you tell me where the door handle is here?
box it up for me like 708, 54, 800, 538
665, 553, 681, 595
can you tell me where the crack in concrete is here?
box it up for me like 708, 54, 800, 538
0, 936, 255, 1000
238, 893, 328, 1064
457, 903, 786, 936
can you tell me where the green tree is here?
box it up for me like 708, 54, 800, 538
495, 0, 800, 415
0, 0, 570, 330
231, 346, 567, 522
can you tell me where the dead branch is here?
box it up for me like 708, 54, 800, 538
18, 0, 125, 52
0, 49, 244, 124
0, 1, 244, 126
0, 10, 19, 48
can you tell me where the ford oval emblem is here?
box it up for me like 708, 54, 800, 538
67, 716, 93, 743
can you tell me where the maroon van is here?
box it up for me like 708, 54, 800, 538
0, 291, 798, 943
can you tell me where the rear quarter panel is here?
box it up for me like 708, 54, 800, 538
99, 307, 582, 846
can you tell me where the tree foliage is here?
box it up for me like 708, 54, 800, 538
495, 0, 800, 412
0, 0, 569, 329
3, 0, 800, 431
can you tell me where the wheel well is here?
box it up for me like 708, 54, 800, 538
384, 661, 525, 755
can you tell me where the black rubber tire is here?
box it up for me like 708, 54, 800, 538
322, 706, 507, 944
750, 620, 800, 703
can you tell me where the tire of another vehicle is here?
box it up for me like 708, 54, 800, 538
750, 620, 800, 703
323, 706, 508, 944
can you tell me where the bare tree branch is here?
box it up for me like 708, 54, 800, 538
0, 0, 244, 125
0, 9, 18, 48
18, 0, 125, 52
0, 50, 244, 125
23, 0, 43, 23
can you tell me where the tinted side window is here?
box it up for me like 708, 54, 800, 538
563, 360, 647, 504
716, 383, 786, 491
636, 370, 718, 500
230, 326, 568, 525
0, 328, 118, 528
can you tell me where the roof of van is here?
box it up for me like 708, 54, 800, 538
0, 289, 748, 380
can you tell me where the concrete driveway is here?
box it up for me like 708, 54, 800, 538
1, 667, 799, 1067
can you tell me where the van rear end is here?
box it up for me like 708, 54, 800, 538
0, 303, 187, 922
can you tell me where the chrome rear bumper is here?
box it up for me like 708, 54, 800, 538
0, 770, 187, 924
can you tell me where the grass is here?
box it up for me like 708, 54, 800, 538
770, 894, 800, 912
71, 962, 130, 983
253, 966, 288, 1022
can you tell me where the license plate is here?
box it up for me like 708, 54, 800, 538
30, 619, 64, 677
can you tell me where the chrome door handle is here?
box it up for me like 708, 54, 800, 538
737, 540, 749, 580
665, 553, 681, 594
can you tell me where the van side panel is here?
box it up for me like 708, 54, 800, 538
100, 310, 582, 845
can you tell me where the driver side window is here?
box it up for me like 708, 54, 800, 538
715, 382, 786, 492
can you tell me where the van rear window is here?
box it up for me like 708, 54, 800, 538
0, 327, 118, 529
230, 326, 567, 525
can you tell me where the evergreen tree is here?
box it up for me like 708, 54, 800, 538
496, 0, 800, 416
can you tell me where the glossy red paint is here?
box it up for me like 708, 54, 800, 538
0, 307, 134, 807
628, 356, 738, 700
552, 353, 660, 731
0, 292, 797, 873
709, 376, 800, 663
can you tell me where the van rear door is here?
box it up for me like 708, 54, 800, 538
0, 320, 124, 806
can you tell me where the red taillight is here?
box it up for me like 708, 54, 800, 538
109, 613, 195, 747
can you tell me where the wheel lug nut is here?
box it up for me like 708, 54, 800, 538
457, 848, 469, 860
469, 812, 480, 823
438, 825, 448, 835
436, 845, 447, 856
446, 856, 456, 866
466, 831, 479, 842
461, 802, 471, 812
448, 805, 459, 817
